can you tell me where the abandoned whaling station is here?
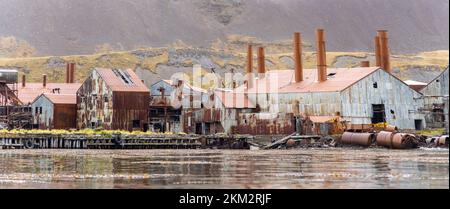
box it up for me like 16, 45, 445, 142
0, 29, 449, 150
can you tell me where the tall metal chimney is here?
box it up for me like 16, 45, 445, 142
42, 74, 47, 88
378, 30, 391, 73
66, 63, 71, 83
360, 61, 370, 67
22, 75, 26, 87
316, 29, 327, 82
257, 46, 266, 77
294, 32, 303, 82
374, 36, 382, 67
69, 63, 76, 83
246, 44, 253, 88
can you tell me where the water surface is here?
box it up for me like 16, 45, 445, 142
0, 148, 448, 189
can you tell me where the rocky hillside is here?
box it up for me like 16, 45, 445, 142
0, 0, 448, 55
0, 44, 447, 87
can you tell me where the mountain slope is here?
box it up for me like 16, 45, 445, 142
0, 0, 448, 55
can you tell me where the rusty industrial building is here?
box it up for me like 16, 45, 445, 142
0, 29, 448, 137
419, 67, 449, 133
77, 68, 150, 131
176, 29, 433, 136
31, 93, 77, 129
1, 63, 80, 129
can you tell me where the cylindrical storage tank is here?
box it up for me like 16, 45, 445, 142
341, 132, 374, 147
391, 133, 417, 149
0, 69, 19, 84
376, 131, 394, 148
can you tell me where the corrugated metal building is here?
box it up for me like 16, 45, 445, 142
31, 93, 77, 129
420, 67, 449, 133
149, 79, 181, 133
77, 68, 150, 131
213, 30, 426, 134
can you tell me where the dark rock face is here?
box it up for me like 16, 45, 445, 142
0, 0, 448, 56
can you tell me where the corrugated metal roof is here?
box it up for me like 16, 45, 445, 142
40, 93, 77, 104
10, 83, 81, 104
95, 68, 149, 92
215, 89, 255, 109
242, 67, 380, 93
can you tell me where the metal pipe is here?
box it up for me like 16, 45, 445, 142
374, 36, 382, 67
42, 74, 47, 88
316, 29, 327, 82
360, 61, 370, 67
257, 46, 266, 78
294, 32, 303, 82
246, 44, 253, 88
66, 63, 71, 83
69, 63, 76, 83
22, 75, 26, 87
377, 30, 391, 73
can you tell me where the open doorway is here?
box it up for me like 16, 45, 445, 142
371, 104, 386, 124
415, 119, 423, 130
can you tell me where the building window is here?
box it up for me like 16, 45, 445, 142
104, 96, 108, 103
35, 107, 39, 114
373, 82, 378, 88
133, 120, 141, 128
39, 107, 42, 114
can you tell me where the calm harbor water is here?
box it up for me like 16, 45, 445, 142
0, 148, 448, 189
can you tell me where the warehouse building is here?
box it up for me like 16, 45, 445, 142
77, 68, 150, 131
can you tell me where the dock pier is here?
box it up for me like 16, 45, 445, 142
0, 134, 252, 150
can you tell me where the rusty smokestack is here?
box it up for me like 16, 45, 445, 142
69, 63, 76, 83
257, 46, 266, 77
66, 63, 70, 83
378, 30, 391, 73
316, 29, 327, 82
374, 36, 382, 67
294, 32, 303, 82
22, 75, 26, 87
246, 44, 253, 88
42, 74, 47, 88
360, 61, 370, 67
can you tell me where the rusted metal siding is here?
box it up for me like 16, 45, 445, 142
340, 69, 424, 129
53, 104, 77, 129
234, 113, 295, 135
31, 95, 53, 129
112, 91, 149, 131
77, 70, 114, 129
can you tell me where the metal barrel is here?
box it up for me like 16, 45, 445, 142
376, 131, 394, 148
341, 132, 374, 147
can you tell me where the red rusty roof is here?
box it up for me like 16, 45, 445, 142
95, 68, 149, 92
10, 83, 81, 104
42, 93, 77, 104
214, 89, 255, 109
242, 67, 380, 93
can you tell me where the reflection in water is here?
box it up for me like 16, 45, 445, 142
0, 148, 448, 189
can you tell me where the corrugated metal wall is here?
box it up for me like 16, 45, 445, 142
31, 95, 54, 129
341, 69, 424, 129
